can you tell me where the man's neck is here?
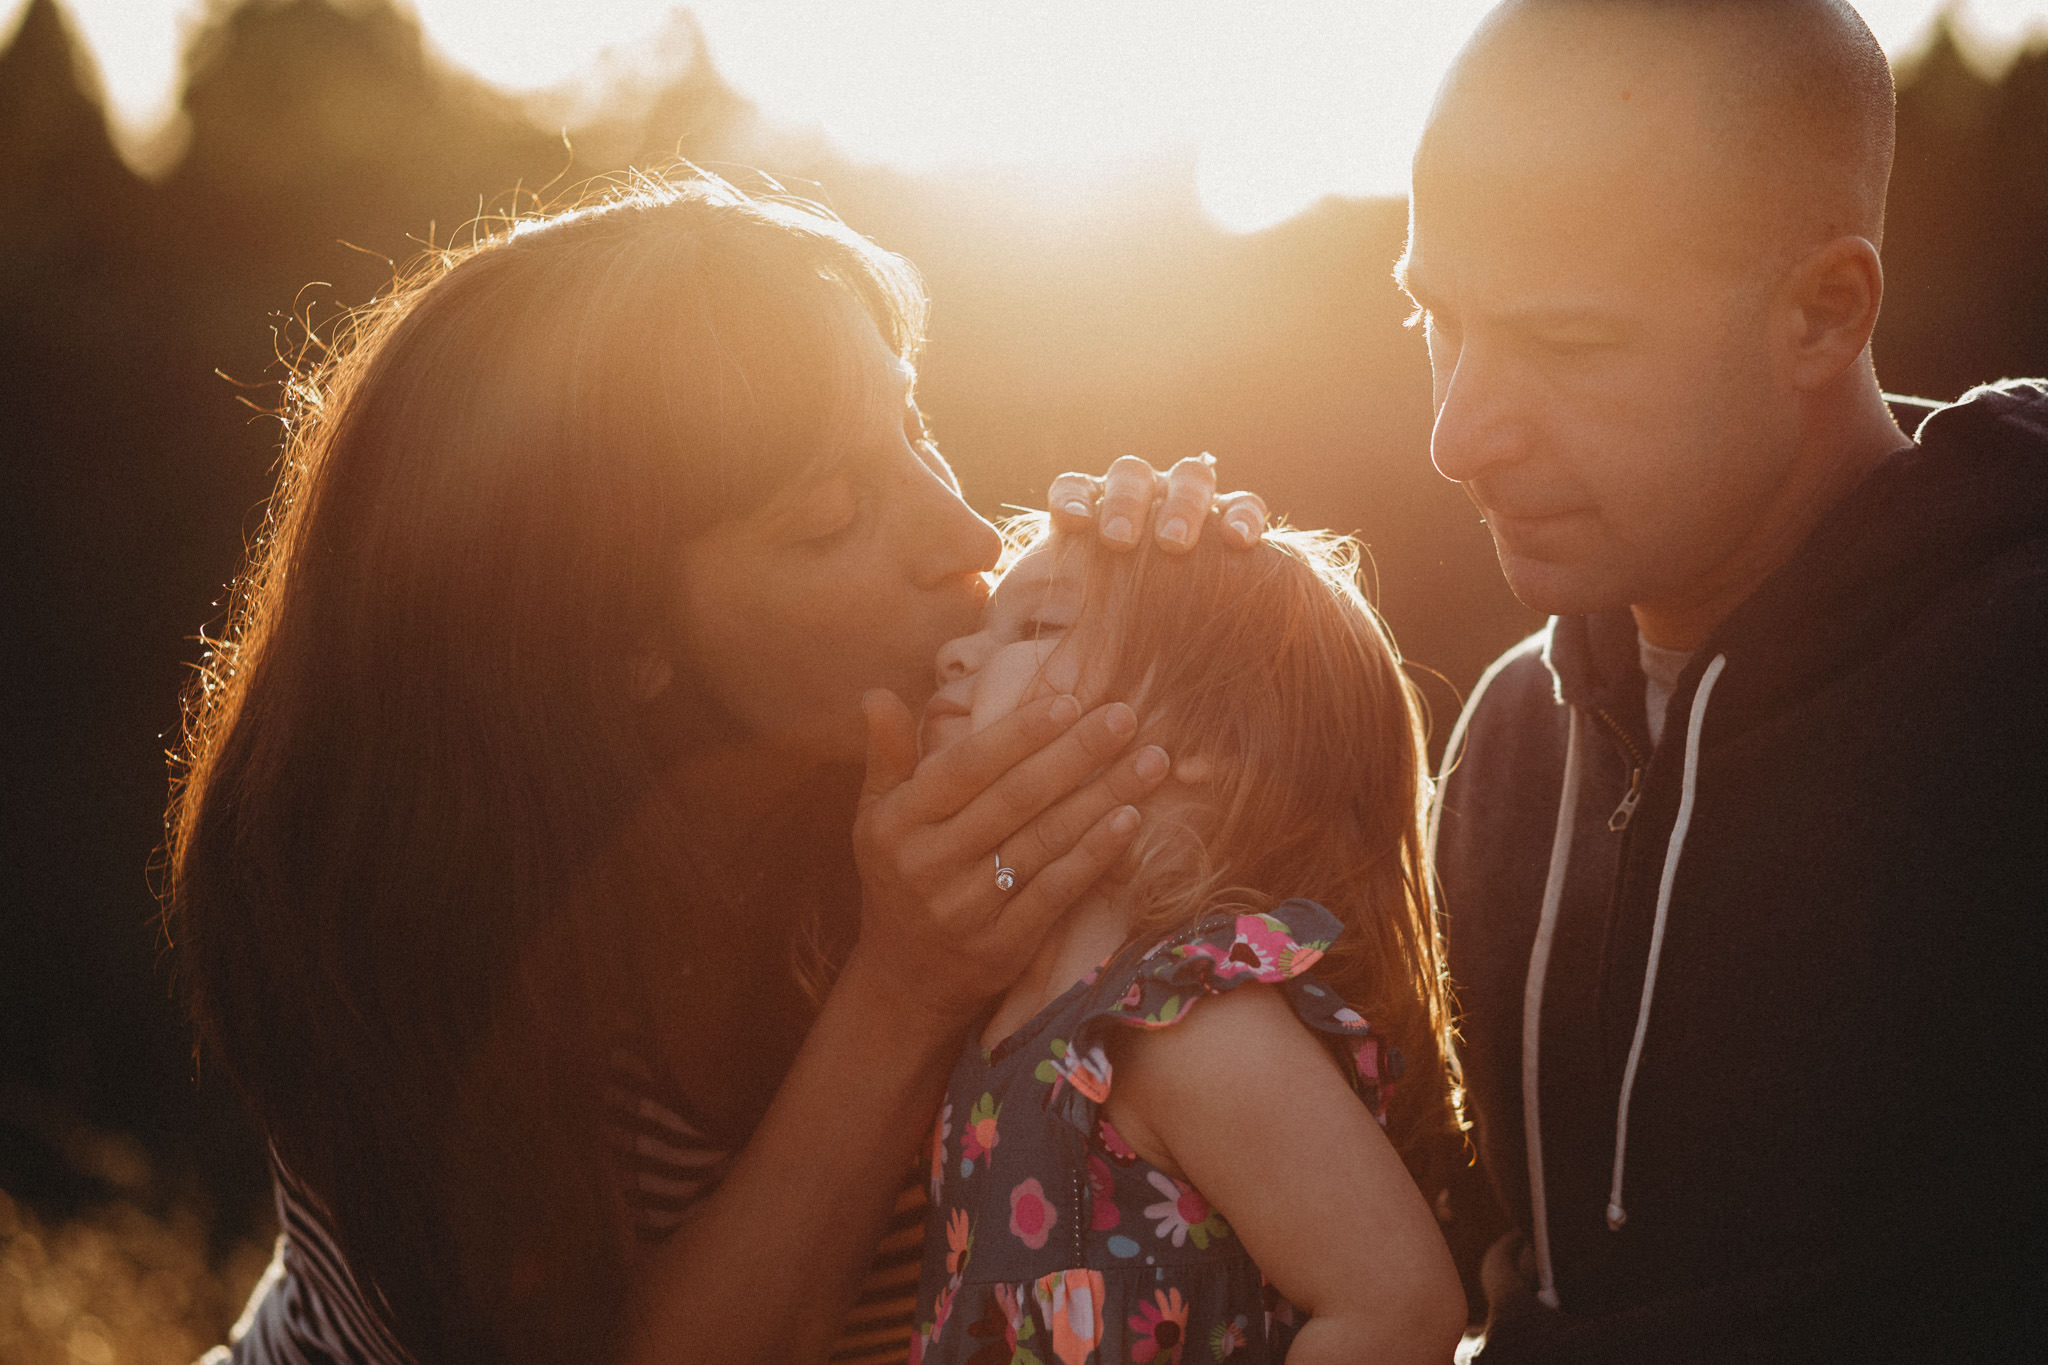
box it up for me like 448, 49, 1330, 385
1633, 377, 1907, 651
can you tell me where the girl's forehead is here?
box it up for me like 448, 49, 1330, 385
993, 538, 1076, 596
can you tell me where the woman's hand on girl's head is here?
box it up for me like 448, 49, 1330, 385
1047, 453, 1270, 553
848, 688, 1170, 1032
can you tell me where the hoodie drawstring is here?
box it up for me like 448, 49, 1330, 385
1523, 653, 1728, 1306
1605, 651, 1726, 1230
1521, 707, 1583, 1310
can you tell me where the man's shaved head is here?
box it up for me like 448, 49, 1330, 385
1399, 0, 1907, 641
1419, 0, 1895, 270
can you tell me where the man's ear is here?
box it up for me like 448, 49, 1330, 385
1775, 234, 1884, 391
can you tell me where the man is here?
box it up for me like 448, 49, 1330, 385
1402, 1, 2048, 1359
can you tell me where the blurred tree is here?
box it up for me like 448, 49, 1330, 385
1879, 18, 2048, 399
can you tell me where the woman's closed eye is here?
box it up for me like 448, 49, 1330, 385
784, 478, 865, 545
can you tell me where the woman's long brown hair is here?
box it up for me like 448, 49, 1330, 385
1015, 518, 1464, 1184
163, 175, 923, 1363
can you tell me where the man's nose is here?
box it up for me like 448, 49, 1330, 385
1428, 343, 1525, 486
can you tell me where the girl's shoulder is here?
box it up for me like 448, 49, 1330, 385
1041, 900, 1403, 1134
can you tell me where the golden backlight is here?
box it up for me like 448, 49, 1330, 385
30, 0, 2048, 230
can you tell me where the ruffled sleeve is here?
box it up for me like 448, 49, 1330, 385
1038, 898, 1403, 1140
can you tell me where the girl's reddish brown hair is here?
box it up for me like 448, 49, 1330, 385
1012, 517, 1462, 1179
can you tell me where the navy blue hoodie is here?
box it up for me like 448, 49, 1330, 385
1435, 380, 2048, 1362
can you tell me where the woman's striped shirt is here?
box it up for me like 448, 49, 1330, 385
205, 1051, 922, 1365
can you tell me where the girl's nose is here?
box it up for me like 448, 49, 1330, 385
934, 632, 981, 683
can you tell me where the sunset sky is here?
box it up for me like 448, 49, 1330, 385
21, 0, 2048, 232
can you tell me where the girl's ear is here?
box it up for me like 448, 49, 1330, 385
628, 650, 674, 702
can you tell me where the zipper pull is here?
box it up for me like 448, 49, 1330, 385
1609, 767, 1644, 832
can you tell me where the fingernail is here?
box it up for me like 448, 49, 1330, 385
1134, 746, 1168, 782
1159, 516, 1189, 548
1197, 451, 1216, 466
1103, 515, 1136, 545
1228, 513, 1258, 545
1050, 694, 1082, 726
1062, 499, 1091, 518
1103, 702, 1137, 737
1110, 806, 1141, 836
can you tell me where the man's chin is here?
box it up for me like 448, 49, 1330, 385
1495, 551, 1632, 620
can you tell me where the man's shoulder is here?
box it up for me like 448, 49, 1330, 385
1449, 627, 1561, 753
1433, 626, 1572, 836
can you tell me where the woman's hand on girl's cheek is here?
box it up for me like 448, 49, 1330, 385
849, 688, 1170, 1029
1047, 453, 1270, 552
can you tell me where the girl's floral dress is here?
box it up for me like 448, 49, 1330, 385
910, 900, 1402, 1365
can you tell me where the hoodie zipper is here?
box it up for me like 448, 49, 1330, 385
1594, 708, 1649, 831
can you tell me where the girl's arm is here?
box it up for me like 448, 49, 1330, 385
622, 693, 1166, 1365
1107, 985, 1468, 1365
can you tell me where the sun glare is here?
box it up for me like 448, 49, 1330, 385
21, 0, 2048, 231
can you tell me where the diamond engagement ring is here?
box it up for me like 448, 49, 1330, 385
994, 852, 1018, 893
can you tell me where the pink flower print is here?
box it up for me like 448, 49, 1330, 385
1086, 1153, 1121, 1231
1208, 1315, 1249, 1358
1127, 1287, 1190, 1364
960, 1092, 1001, 1176
990, 1283, 1042, 1358
1009, 1176, 1059, 1250
930, 1101, 952, 1201
1039, 1038, 1113, 1104
945, 1207, 973, 1275
1032, 1269, 1106, 1365
931, 1277, 959, 1342
1219, 912, 1326, 980
1142, 1171, 1231, 1249
1118, 980, 1144, 1010
1096, 1116, 1139, 1166
1331, 1004, 1368, 1031
1066, 1043, 1112, 1103
1261, 1276, 1298, 1338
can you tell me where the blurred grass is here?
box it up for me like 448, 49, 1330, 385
0, 1180, 270, 1365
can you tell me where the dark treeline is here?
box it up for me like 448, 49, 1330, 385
2, 0, 2044, 1255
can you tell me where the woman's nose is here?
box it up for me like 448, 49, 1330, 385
911, 470, 1002, 588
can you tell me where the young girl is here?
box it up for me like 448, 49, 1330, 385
910, 518, 1467, 1365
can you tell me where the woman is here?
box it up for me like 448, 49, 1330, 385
166, 173, 1254, 1365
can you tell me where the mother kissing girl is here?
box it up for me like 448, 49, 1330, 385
165, 173, 1266, 1365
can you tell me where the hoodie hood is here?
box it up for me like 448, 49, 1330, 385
1544, 380, 2048, 723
